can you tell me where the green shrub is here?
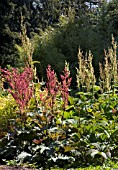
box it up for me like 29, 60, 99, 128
0, 94, 17, 138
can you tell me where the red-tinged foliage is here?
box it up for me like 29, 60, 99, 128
112, 109, 118, 114
33, 139, 43, 144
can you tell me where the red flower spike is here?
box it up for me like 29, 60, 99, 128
46, 65, 58, 97
1, 67, 33, 113
60, 67, 72, 108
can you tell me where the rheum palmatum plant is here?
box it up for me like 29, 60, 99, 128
46, 65, 59, 97
39, 65, 59, 126
1, 67, 34, 114
99, 36, 118, 93
76, 48, 96, 92
16, 16, 34, 68
45, 64, 59, 114
39, 63, 72, 115
60, 62, 72, 110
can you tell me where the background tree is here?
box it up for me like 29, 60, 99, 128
0, 0, 117, 88
0, 0, 19, 67
0, 0, 40, 68
33, 0, 118, 87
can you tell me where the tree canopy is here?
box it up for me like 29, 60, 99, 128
0, 0, 118, 86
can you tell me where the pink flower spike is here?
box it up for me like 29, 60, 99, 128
1, 67, 34, 113
60, 66, 72, 108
